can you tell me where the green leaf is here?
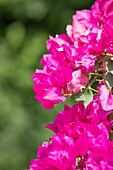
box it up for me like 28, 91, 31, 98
75, 88, 93, 108
106, 61, 113, 74
84, 88, 93, 108
105, 80, 112, 92
94, 59, 99, 71
100, 55, 108, 62
105, 71, 113, 87
75, 91, 85, 102
94, 59, 102, 72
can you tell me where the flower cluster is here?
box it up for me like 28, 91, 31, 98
32, 0, 113, 110
27, 103, 113, 170
27, 0, 113, 169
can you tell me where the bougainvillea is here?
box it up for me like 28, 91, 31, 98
27, 0, 113, 169
27, 104, 113, 170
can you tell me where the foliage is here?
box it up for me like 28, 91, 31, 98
28, 0, 113, 168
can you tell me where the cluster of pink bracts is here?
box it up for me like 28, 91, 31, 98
27, 0, 113, 169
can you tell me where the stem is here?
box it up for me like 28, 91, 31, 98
88, 76, 97, 87
96, 79, 103, 82
90, 73, 105, 76
64, 93, 72, 97
89, 86, 99, 93
96, 53, 113, 57
103, 62, 107, 71
97, 68, 105, 72
93, 93, 99, 96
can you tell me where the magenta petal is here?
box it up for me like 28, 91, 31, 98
99, 85, 113, 111
70, 70, 89, 94
44, 87, 66, 103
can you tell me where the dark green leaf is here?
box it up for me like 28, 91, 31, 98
106, 61, 113, 74
105, 72, 113, 87
94, 59, 102, 72
100, 55, 108, 62
94, 59, 100, 71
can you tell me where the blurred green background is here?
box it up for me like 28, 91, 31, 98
0, 0, 95, 169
